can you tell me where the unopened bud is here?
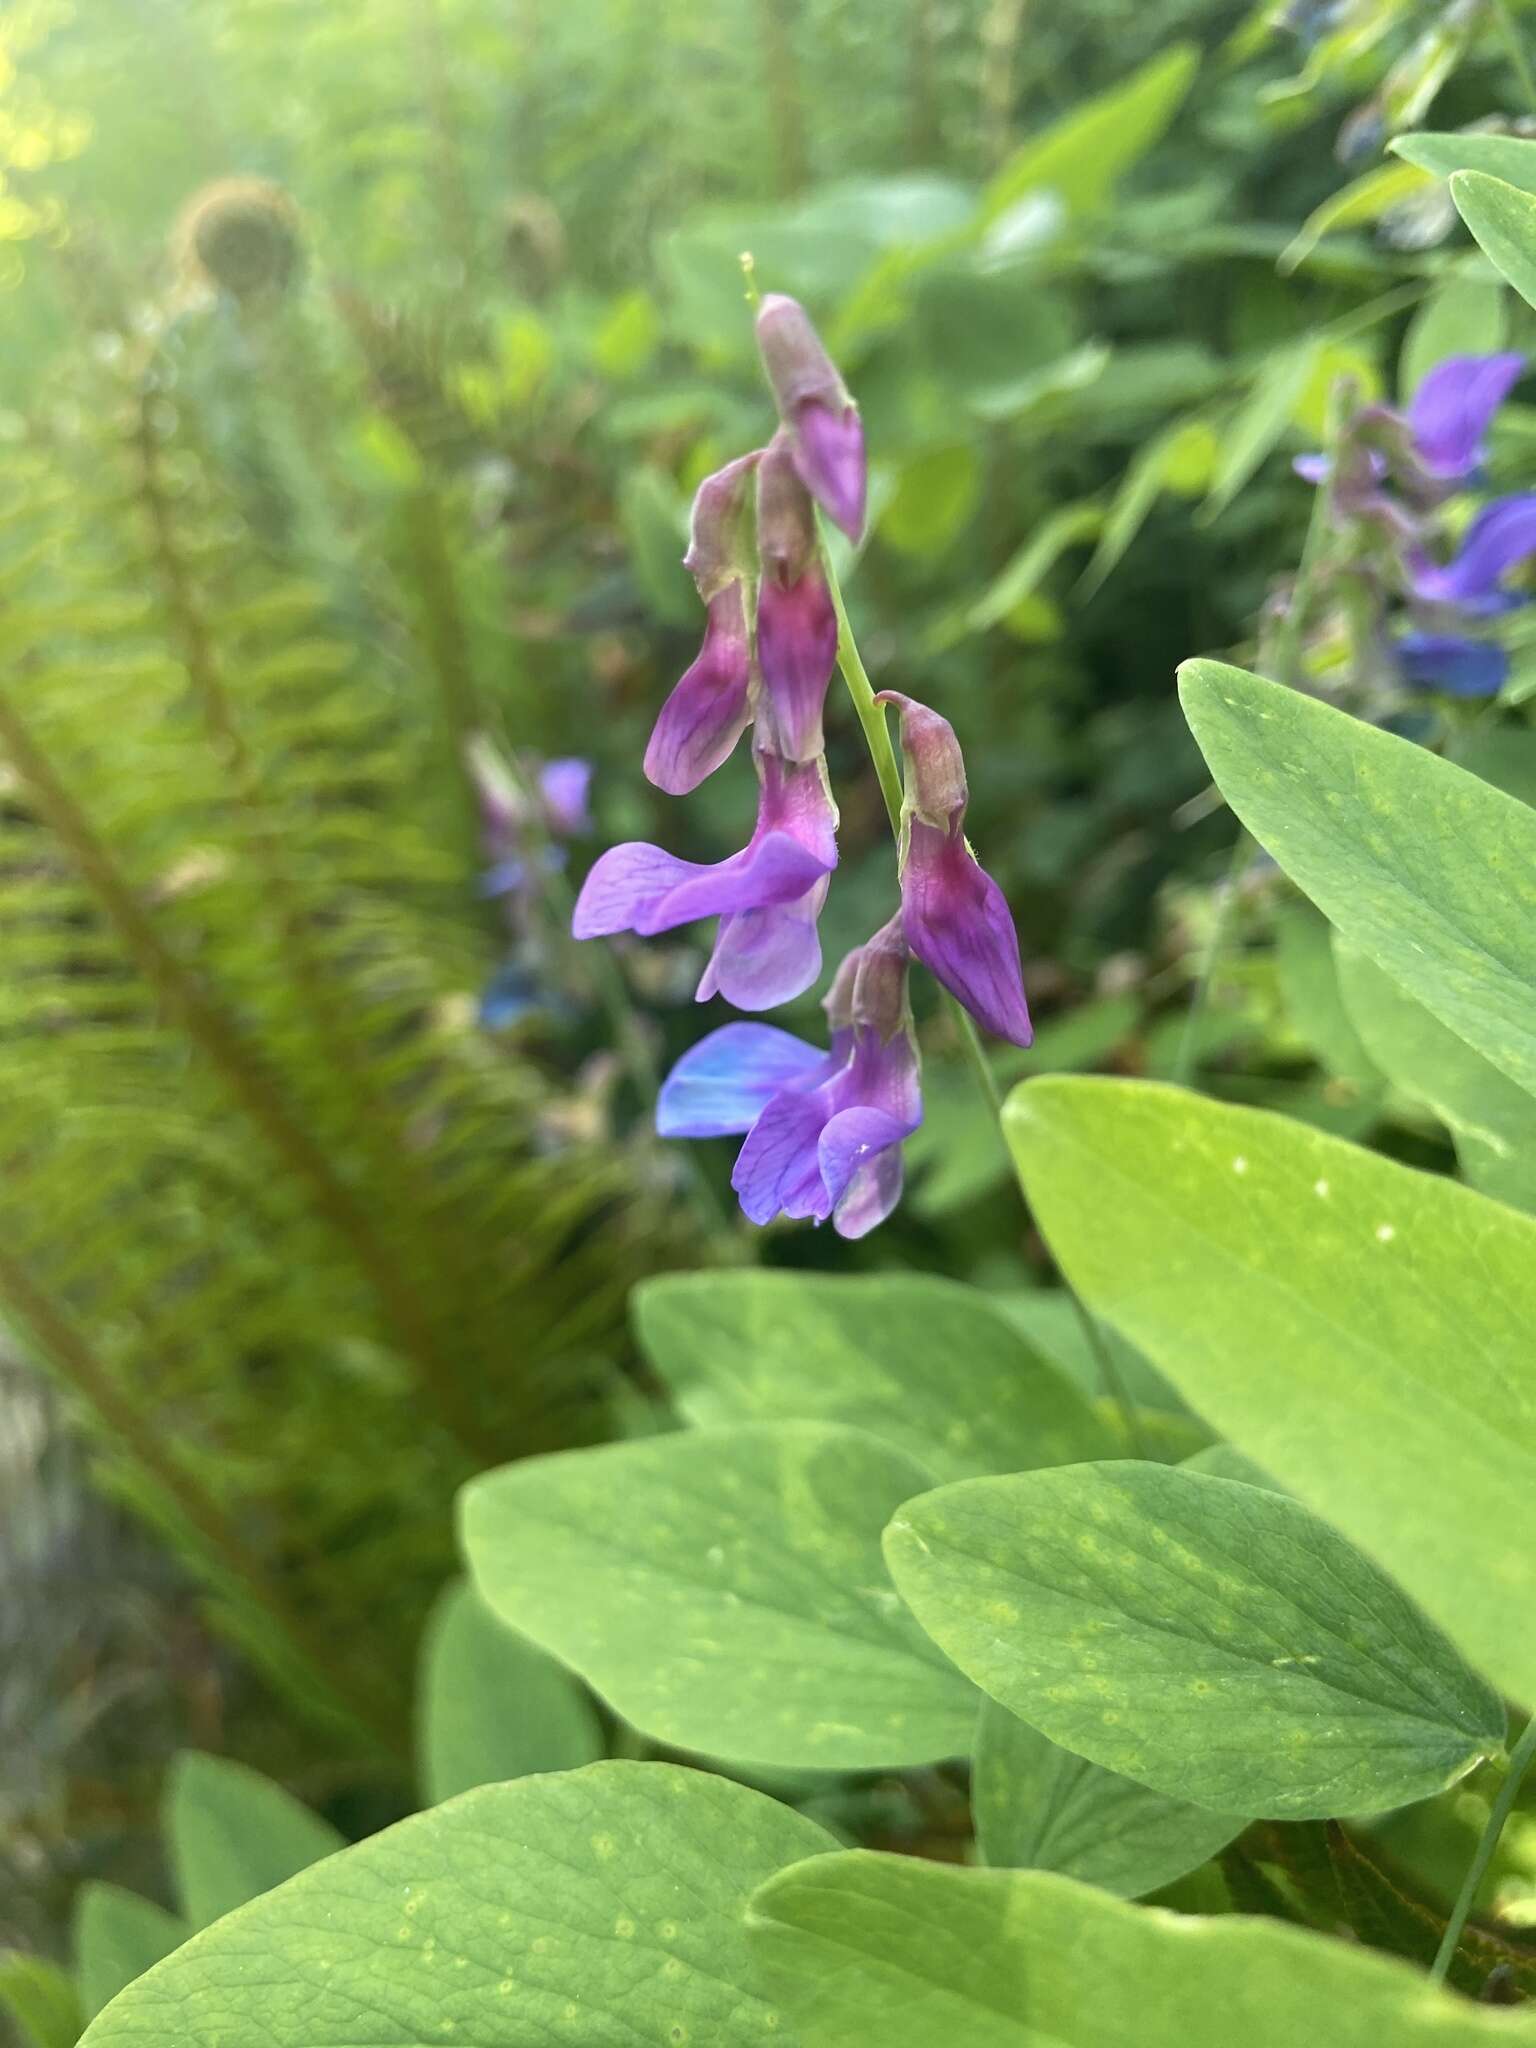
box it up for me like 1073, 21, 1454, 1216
875, 691, 968, 830
756, 294, 865, 543
755, 433, 818, 587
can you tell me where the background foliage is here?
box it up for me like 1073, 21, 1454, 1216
4, 0, 1536, 2030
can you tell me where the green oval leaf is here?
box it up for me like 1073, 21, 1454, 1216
73, 1884, 187, 2020
461, 1422, 978, 1770
166, 1753, 344, 1931
1179, 660, 1536, 1100
1393, 129, 1536, 194
747, 1852, 1536, 2048
633, 1272, 1113, 1484
972, 1700, 1244, 1896
1450, 170, 1536, 314
415, 1578, 603, 1806
1005, 1074, 1536, 1711
83, 1763, 832, 2048
886, 1461, 1502, 1817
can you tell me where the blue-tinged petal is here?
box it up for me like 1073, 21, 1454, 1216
1408, 353, 1524, 478
696, 878, 829, 1011
900, 821, 1033, 1047
656, 1023, 830, 1139
539, 757, 592, 837
1408, 495, 1536, 606
833, 1145, 907, 1240
1396, 632, 1509, 699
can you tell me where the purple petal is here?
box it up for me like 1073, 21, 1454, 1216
572, 830, 831, 941
755, 570, 837, 762
792, 398, 866, 542
643, 588, 754, 795
1407, 353, 1524, 479
833, 1145, 907, 1240
656, 1022, 830, 1138
901, 822, 1033, 1047
696, 878, 830, 1011
731, 1089, 833, 1224
1396, 632, 1509, 699
1293, 452, 1329, 484
818, 1105, 915, 1213
1408, 495, 1536, 606
538, 758, 592, 837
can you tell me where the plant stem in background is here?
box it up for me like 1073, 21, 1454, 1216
1431, 1716, 1536, 1987
824, 537, 1143, 1450
757, 0, 810, 196
1171, 824, 1252, 1088
1490, 0, 1536, 114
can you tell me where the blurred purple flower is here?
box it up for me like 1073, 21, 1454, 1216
876, 691, 1033, 1047
756, 292, 866, 542
647, 455, 761, 794
658, 917, 920, 1238
1407, 495, 1536, 609
1395, 632, 1509, 698
1408, 353, 1525, 480
538, 758, 592, 838
572, 748, 838, 1009
755, 434, 838, 763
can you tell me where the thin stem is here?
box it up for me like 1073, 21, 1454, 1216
1491, 0, 1536, 115
823, 539, 1144, 1449
1172, 825, 1252, 1088
1431, 1718, 1536, 1987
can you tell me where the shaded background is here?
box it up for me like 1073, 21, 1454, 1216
2, 0, 1534, 2011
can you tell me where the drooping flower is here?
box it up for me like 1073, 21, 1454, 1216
755, 293, 866, 543
1395, 632, 1509, 699
874, 691, 1033, 1047
754, 433, 838, 764
1297, 354, 1525, 504
572, 747, 837, 1009
645, 454, 760, 795
1406, 495, 1536, 609
657, 916, 921, 1238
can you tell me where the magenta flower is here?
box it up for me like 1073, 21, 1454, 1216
645, 454, 760, 795
876, 691, 1033, 1048
755, 434, 838, 763
572, 748, 837, 1009
755, 293, 866, 543
657, 917, 921, 1238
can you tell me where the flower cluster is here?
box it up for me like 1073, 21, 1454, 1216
1297, 352, 1533, 701
572, 294, 1032, 1234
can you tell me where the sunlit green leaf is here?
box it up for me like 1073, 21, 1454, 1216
983, 46, 1200, 223
1393, 130, 1536, 194
1450, 171, 1536, 314
886, 1461, 1502, 1817
633, 1271, 1114, 1484
461, 1422, 978, 1770
747, 1852, 1536, 2047
1180, 660, 1536, 1099
83, 1764, 832, 2048
1005, 1073, 1536, 1710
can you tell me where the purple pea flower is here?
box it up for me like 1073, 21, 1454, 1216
756, 293, 866, 543
657, 916, 921, 1239
1395, 632, 1509, 699
755, 434, 838, 763
875, 691, 1033, 1048
645, 455, 761, 795
539, 757, 592, 838
1406, 495, 1536, 609
572, 746, 838, 1009
1407, 353, 1525, 480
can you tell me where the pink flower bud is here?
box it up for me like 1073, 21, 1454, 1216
682, 451, 761, 601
